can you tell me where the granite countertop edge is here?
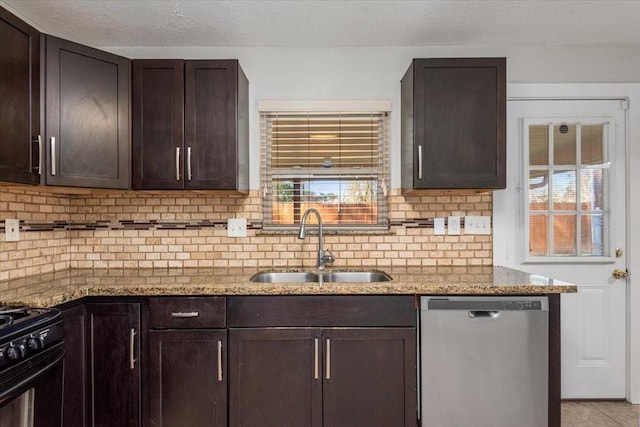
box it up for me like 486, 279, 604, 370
0, 266, 577, 308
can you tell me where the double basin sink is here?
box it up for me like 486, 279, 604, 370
251, 270, 392, 284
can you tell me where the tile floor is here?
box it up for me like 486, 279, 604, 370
562, 401, 639, 426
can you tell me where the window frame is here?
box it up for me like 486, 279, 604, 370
259, 100, 391, 231
521, 117, 617, 264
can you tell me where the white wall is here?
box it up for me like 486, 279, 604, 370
108, 44, 640, 190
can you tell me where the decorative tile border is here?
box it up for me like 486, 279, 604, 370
1, 219, 260, 232
389, 218, 467, 228
1, 218, 479, 233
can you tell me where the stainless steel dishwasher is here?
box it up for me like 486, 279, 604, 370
420, 296, 548, 427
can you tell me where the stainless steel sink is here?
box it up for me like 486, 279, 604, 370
250, 270, 391, 283
250, 271, 319, 283
321, 271, 392, 283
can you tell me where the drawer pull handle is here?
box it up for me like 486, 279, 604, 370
217, 340, 223, 382
187, 146, 192, 181
170, 312, 199, 318
314, 338, 319, 380
418, 145, 423, 180
129, 328, 136, 370
51, 137, 56, 176
175, 146, 181, 181
37, 134, 42, 174
325, 338, 331, 380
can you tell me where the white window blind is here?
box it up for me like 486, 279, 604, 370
260, 111, 389, 228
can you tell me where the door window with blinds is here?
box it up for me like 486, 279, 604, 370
525, 119, 613, 260
260, 107, 389, 229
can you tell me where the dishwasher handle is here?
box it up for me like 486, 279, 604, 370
468, 310, 500, 319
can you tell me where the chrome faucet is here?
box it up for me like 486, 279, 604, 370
297, 208, 335, 270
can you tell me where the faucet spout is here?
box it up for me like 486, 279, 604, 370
297, 208, 334, 270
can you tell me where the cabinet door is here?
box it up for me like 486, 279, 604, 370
0, 7, 40, 184
61, 304, 89, 427
132, 60, 184, 190
409, 57, 506, 189
87, 303, 140, 427
322, 328, 416, 427
45, 35, 130, 189
228, 328, 322, 427
184, 60, 242, 190
148, 330, 227, 427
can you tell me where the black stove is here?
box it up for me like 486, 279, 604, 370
0, 305, 63, 353
0, 305, 65, 401
0, 306, 52, 328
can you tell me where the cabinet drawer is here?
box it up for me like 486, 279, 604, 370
148, 297, 226, 329
228, 295, 416, 327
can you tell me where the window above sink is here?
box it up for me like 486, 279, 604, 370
259, 100, 391, 232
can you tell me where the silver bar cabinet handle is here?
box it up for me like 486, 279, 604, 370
187, 146, 192, 181
175, 146, 181, 181
314, 338, 319, 380
325, 338, 331, 380
37, 135, 42, 174
51, 137, 56, 176
170, 312, 199, 318
129, 328, 136, 370
418, 145, 423, 180
217, 340, 223, 382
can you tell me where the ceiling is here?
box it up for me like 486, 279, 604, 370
3, 0, 640, 49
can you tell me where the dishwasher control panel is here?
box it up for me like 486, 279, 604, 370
425, 297, 547, 311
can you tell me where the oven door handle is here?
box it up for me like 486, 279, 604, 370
0, 342, 65, 406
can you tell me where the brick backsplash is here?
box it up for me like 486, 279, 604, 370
1, 188, 492, 280
0, 189, 72, 281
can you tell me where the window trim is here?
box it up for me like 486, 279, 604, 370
521, 117, 617, 264
258, 99, 392, 113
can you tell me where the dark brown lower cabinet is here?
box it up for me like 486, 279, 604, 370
61, 304, 89, 427
60, 296, 416, 427
229, 327, 416, 427
60, 301, 141, 427
322, 328, 416, 427
229, 328, 322, 427
147, 330, 227, 427
86, 302, 141, 427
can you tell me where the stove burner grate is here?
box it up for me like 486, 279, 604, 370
0, 315, 13, 327
0, 306, 47, 331
0, 307, 31, 316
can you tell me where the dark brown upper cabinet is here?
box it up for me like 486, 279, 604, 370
0, 7, 40, 185
131, 60, 184, 190
401, 58, 506, 190
132, 59, 249, 191
44, 35, 130, 189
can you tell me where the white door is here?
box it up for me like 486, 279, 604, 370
494, 99, 628, 398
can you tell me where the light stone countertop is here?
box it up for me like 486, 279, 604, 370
0, 266, 576, 308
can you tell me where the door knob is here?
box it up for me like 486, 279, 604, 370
612, 269, 629, 280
